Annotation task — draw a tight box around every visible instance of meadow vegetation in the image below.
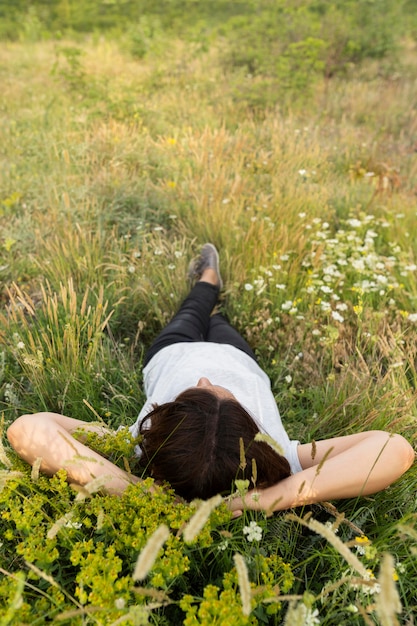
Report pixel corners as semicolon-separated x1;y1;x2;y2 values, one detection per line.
1;1;417;624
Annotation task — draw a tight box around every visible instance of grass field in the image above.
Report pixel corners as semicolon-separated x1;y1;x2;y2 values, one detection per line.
1;27;417;625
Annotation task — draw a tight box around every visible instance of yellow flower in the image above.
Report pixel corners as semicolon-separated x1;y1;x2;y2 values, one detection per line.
356;535;369;544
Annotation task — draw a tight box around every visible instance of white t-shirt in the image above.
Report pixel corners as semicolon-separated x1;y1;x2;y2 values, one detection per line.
128;342;302;475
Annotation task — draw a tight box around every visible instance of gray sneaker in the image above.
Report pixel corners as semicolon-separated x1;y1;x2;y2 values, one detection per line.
188;243;223;289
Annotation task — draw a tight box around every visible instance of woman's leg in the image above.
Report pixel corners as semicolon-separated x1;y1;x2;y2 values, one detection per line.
207;313;257;361
144;245;223;366
144;282;219;366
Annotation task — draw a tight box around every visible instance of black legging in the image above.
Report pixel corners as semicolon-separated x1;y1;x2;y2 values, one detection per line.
144;281;257;366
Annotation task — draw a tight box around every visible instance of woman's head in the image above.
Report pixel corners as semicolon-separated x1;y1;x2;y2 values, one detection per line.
138;387;291;501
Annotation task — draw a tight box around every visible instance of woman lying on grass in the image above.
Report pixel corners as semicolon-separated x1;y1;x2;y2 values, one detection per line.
7;244;415;515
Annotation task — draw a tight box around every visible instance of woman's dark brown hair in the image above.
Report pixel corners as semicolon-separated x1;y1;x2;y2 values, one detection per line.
138;388;291;501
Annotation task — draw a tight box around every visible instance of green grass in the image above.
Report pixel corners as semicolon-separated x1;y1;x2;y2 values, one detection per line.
1;27;417;626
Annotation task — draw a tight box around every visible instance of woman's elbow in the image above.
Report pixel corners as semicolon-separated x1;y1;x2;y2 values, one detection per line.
382;432;415;479
394;433;415;472
7;413;46;453
7;414;31;450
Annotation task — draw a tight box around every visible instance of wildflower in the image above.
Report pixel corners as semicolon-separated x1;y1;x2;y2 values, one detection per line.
133;524;170;581
16;341;25;350
115;598;126;609
351;569;381;595
298;169;307;176
347;218;362;228
324;521;338;534
285;375;292;384
22;354;43;369
167;264;176;270
306;608;320;626
351;258;365;271
355;535;368;545
243;521;263;542
65;521;83;529
244;283;254;291
284;602;320;625
47;512;81;539
128;265;135;273
407;313;417;323
331;311;344;323
4;383;19;406
281;300;293;310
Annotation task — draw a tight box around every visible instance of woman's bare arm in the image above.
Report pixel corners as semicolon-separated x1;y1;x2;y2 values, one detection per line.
229;431;415;515
7;412;140;495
